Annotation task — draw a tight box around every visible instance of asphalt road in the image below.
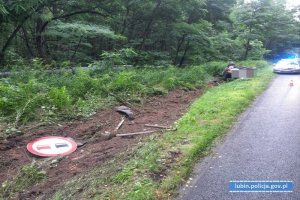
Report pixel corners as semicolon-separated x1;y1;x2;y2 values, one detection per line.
177;74;300;200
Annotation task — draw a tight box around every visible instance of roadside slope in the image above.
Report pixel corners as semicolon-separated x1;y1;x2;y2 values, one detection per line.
178;74;300;200
51;62;274;200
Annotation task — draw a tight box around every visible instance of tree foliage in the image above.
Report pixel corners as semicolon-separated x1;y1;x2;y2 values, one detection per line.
0;0;299;67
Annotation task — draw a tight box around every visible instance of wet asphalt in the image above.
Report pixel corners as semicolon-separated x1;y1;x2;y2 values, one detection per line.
177;74;300;200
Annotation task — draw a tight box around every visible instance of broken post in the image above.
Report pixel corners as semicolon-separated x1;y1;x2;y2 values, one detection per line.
116;130;156;137
115;117;125;131
145;124;170;129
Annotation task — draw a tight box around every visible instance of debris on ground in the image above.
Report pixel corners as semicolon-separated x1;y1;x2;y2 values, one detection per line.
115;117;125;131
116;130;157;137
145;124;171;129
115;106;134;120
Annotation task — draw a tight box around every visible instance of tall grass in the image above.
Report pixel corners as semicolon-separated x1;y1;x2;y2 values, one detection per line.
1;60;251;128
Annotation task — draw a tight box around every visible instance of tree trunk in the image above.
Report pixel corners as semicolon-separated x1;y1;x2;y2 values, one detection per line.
21;27;34;57
70;35;83;62
243;39;251;60
139;0;162;50
0;3;44;64
179;41;190;68
0;52;4;66
36;18;48;60
173;34;186;65
127;20;136;42
243;26;253;60
0;22;26;64
121;6;130;35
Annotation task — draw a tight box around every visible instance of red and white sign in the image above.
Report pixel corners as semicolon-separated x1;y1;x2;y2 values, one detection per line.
27;136;77;157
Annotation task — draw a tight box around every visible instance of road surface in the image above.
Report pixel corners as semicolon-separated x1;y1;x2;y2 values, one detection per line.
178;74;300;200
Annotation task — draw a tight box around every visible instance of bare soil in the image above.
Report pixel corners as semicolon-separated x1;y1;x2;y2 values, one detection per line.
0;89;203;200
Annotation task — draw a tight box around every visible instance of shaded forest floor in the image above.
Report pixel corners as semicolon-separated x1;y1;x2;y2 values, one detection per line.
0;87;206;199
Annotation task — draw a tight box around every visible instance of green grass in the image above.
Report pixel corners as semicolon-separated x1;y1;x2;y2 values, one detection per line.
50;61;274;200
1;60;239;136
0;62;226;130
0;164;46;199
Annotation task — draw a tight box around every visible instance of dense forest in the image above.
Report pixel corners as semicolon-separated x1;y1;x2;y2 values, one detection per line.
0;0;299;68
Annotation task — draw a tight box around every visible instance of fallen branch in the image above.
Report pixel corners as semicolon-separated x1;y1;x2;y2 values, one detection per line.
116;130;156;137
145;124;170;129
115;117;125;131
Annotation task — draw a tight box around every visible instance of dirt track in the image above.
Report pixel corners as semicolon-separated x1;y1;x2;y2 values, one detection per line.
0;88;203;199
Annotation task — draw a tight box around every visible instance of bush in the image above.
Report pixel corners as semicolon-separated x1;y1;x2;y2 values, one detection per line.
108;71;147;96
178;66;208;88
0;83;20;115
0;60;268;127
203;61;228;76
68;70;98;98
0;79;48;125
48;87;72;110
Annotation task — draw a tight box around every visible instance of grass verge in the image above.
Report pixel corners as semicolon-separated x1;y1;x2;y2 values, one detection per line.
51;61;274;200
0;163;46;199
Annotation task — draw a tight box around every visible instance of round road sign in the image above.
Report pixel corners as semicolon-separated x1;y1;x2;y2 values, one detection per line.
27;136;77;157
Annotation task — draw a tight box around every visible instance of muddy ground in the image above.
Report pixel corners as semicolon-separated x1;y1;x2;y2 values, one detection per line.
0;88;204;199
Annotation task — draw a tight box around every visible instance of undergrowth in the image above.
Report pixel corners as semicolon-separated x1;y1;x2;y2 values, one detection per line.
50;61;274;200
0;61;232;131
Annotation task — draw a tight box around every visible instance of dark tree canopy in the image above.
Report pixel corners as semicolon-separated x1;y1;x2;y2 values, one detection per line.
0;0;299;67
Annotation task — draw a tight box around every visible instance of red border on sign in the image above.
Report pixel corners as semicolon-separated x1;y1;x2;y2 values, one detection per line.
27;136;77;157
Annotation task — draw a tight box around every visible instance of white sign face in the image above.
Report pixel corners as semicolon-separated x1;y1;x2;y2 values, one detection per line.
27;136;77;157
